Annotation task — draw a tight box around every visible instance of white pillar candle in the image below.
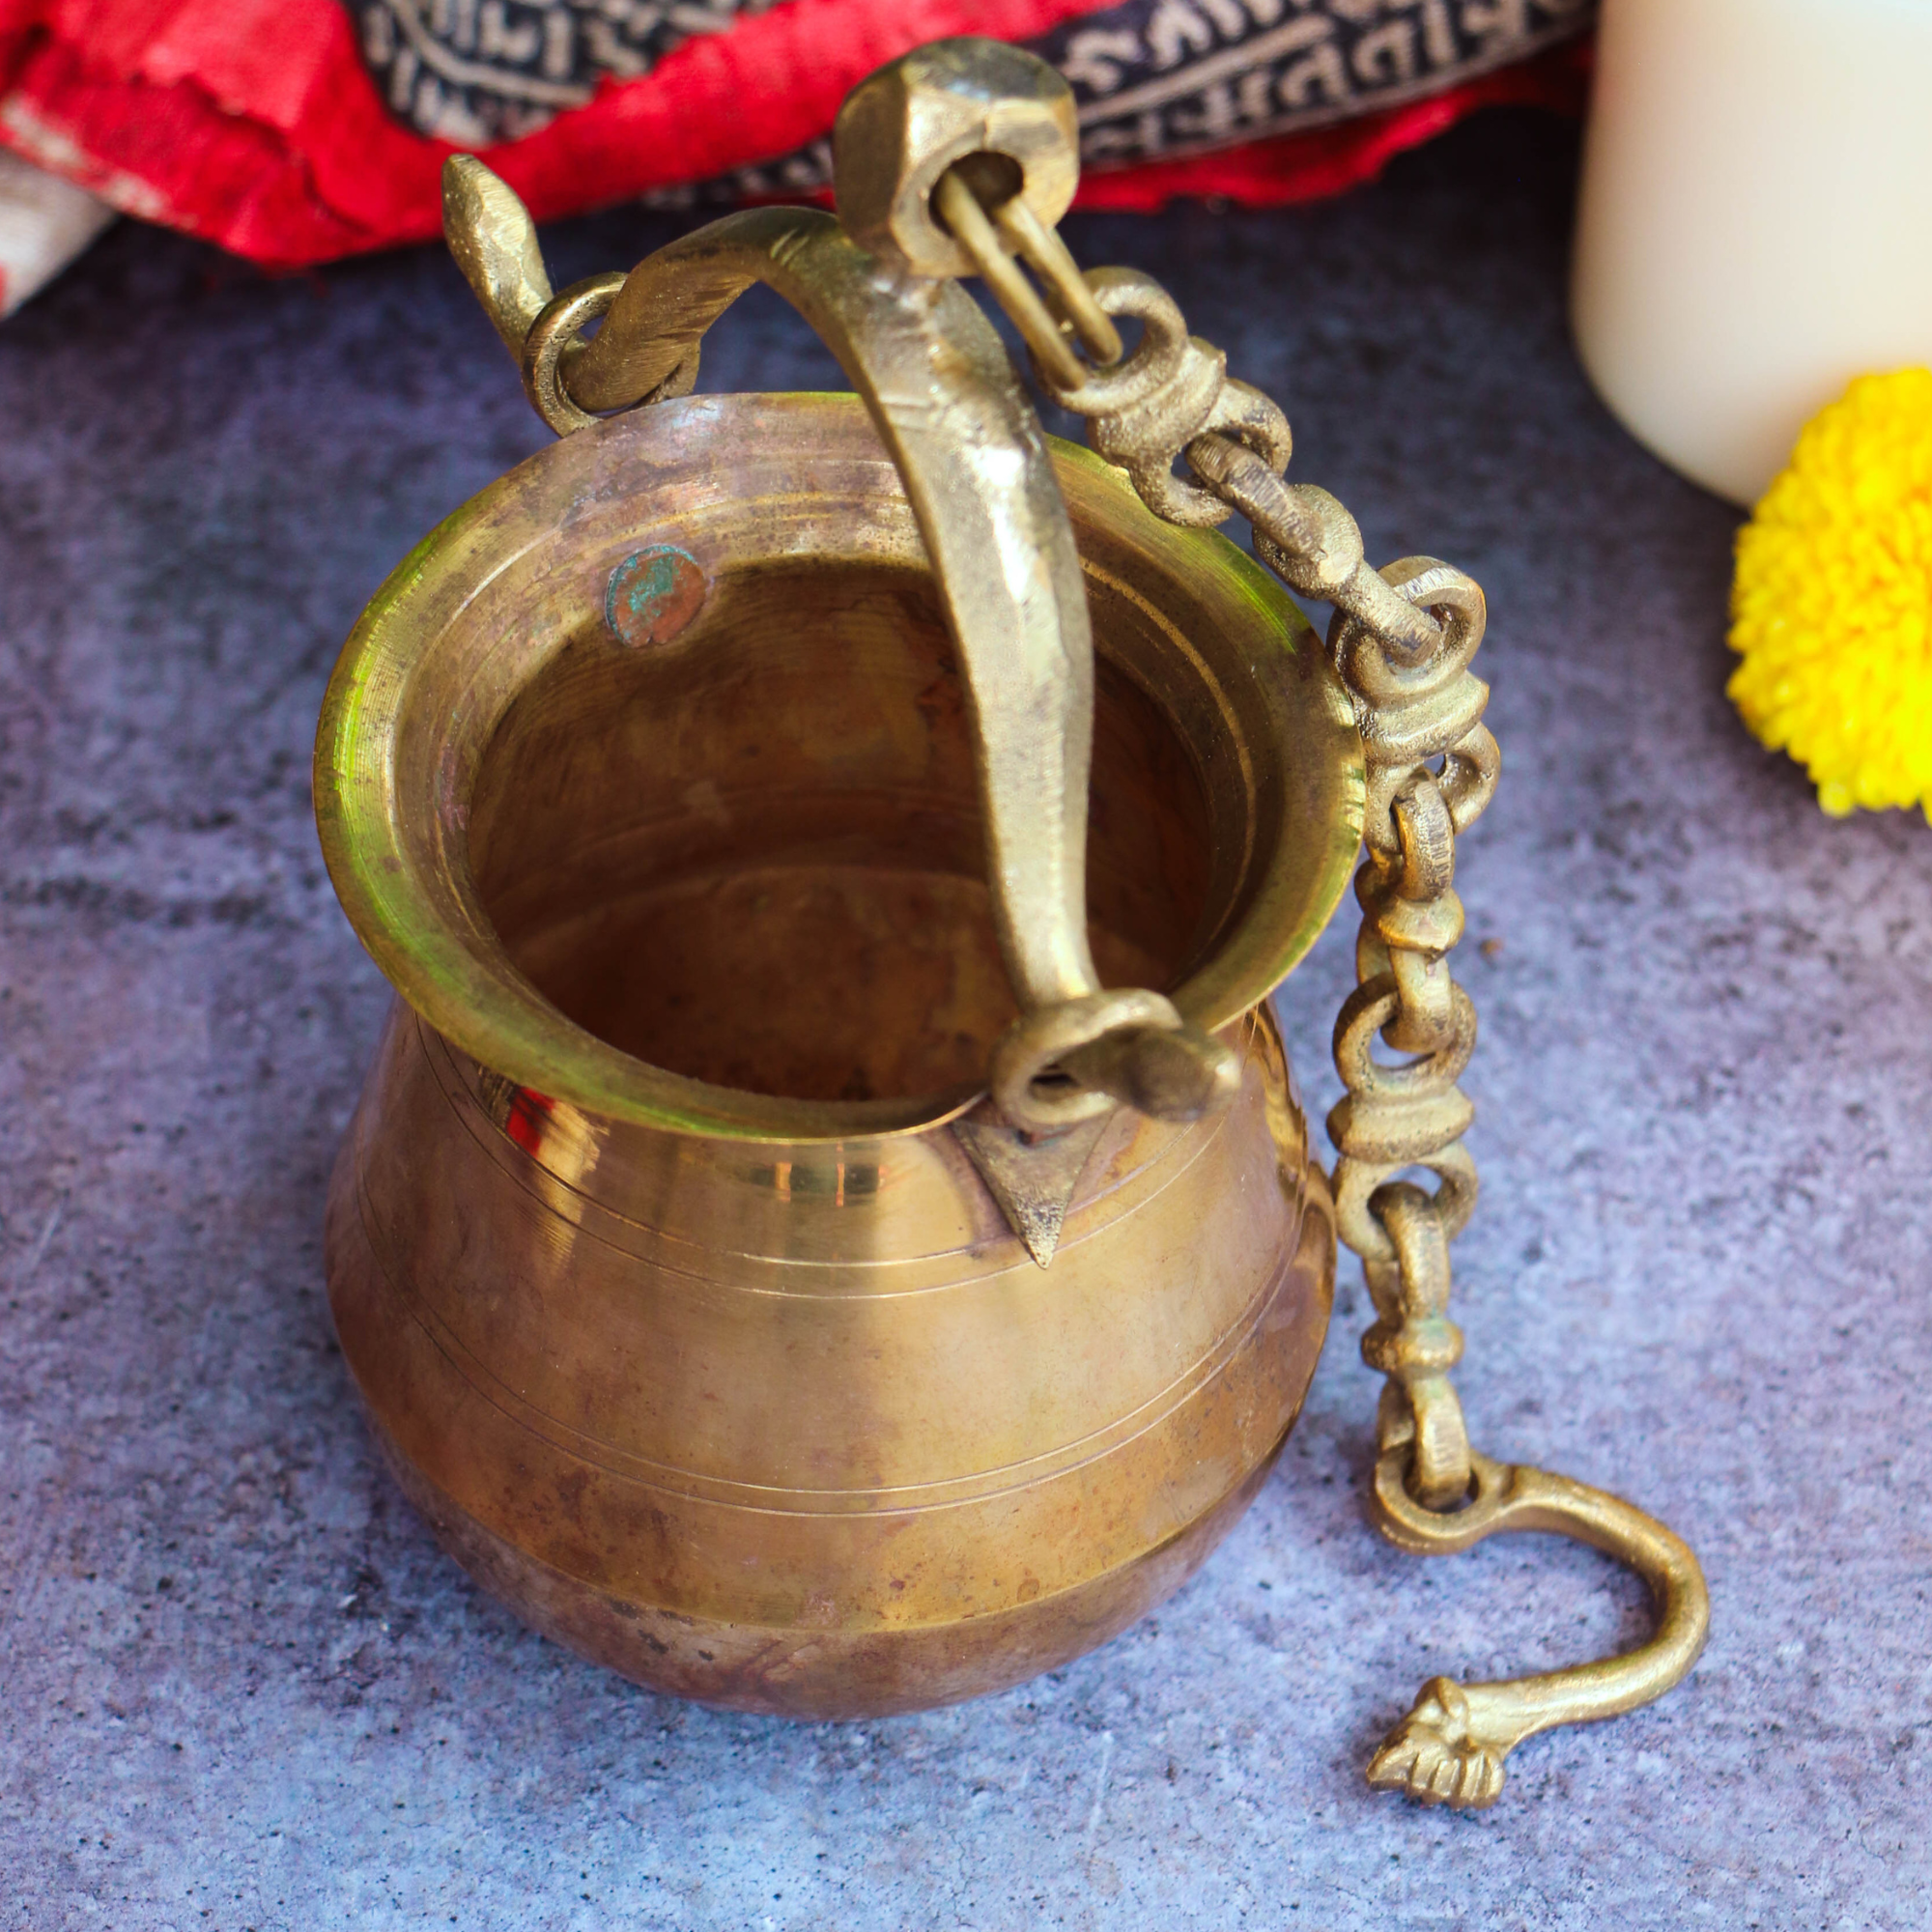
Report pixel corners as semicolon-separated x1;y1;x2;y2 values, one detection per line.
1571;0;1932;506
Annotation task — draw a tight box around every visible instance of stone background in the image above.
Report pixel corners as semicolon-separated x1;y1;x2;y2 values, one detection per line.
3;111;1927;1930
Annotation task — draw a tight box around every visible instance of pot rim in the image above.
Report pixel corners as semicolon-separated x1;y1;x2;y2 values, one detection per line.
314;394;1364;1143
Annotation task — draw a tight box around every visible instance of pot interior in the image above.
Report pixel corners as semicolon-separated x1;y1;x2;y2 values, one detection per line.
318;398;1362;1138
468;555;1214;1106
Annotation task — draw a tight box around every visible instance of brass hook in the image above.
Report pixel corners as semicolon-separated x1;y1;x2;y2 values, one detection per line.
1366;1448;1710;1807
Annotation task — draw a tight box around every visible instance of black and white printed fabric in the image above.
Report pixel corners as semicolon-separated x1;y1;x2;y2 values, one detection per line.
354;0;1593;173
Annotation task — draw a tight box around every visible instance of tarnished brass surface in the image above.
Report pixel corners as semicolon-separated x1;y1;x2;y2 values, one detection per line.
1365;1453;1710;1807
831;38;1081;283
441;154;553;363
327;1003;1332;1715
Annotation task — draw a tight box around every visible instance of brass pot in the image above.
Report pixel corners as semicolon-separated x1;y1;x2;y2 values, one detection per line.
310;43;1710;1802
316;385;1362;1717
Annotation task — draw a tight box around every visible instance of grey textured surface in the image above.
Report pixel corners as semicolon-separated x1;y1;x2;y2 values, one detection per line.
3;111;1928;1929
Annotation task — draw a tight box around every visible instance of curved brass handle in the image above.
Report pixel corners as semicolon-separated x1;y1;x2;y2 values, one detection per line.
1365;1448;1710;1807
441;159;1236;1135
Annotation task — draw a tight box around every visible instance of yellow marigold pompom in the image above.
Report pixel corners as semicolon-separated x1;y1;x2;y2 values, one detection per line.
1727;367;1932;819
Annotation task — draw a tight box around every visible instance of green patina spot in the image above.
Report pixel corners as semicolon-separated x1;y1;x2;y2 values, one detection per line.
605;545;707;646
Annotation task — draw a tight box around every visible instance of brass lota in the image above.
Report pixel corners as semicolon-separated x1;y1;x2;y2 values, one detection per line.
316;39;1704;1804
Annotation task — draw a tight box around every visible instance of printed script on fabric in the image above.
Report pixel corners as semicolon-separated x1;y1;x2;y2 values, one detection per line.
1044;0;1593;167
353;0;789;144
354;0;1595;171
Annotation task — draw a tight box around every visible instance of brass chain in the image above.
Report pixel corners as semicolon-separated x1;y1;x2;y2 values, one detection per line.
938;169;1707;1808
966;191;1497;1510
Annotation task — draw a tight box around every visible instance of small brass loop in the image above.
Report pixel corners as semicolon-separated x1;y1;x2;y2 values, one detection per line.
1363;1186;1472;1505
1406;1377;1473;1507
522;273;629;437
1330;557;1486;710
1040;271;1293;527
1362;1315;1464;1378
1366;1447;1712;1809
1199;384;1296;479
1367;885;1464;958
1188;439;1374;604
1372;1443;1512;1553
1333;976;1477;1099
933;169;1088;391
992;988;1179;1132
1094;343;1236;526
991;989;1240;1135
1249;481;1366;602
1439;722;1501;834
1332;1142;1477;1265
1043;267;1192;415
1327;1085;1475;1169
1351;778;1468;1058
1358;696;1492;862
1375;1182;1453;1313
1331;560;1444;658
990;191;1123;367
1384;946;1459;1052
1186;434;1302;526
1393;778;1457;900
1359;681;1492;796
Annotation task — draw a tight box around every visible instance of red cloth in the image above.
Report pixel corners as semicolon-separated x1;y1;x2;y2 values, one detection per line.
0;0;1588;270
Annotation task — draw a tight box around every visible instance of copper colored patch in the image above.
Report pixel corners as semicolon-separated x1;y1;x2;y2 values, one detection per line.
605;545;707;646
